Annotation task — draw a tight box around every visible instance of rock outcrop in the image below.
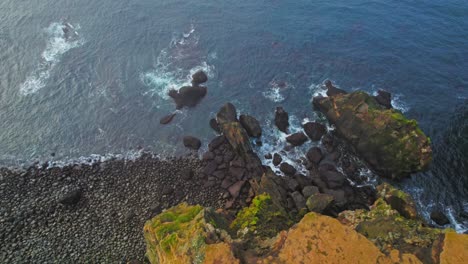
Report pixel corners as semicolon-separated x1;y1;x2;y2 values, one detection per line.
313;91;432;180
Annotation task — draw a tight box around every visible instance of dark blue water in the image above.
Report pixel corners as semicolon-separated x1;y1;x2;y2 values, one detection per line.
0;0;467;230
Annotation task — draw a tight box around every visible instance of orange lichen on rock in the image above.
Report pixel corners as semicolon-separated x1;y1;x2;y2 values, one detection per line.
204;243;240;264
439;232;468;264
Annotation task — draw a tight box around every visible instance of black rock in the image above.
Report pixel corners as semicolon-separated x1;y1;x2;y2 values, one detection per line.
229;167;245;180
286;132;308;146
169;86;207;109
430;210;450;226
203;161;218;175
302;185;319;199
264;153;273;159
273;153;282;166
58;189;82;205
216;103;237;124
209;136;226;151
160;113;176;125
183;136;202;150
319;170;346;189
303;122;327;141
374;89;392;109
239;114;262;138
290;191;306;209
280;162;297;176
324;80;347;97
202;151;215;161
191;70;208;86
209;118;221;133
274;107;289;133
306;147;323;164
286;178;300;192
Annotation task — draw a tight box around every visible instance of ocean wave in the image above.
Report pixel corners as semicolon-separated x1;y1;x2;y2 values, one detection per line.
141;25;215;102
19;21;84;96
262;78;295;103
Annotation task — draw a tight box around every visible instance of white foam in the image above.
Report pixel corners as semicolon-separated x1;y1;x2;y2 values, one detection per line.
20;22;84;96
141;25;215;101
308;82;327;98
262;79;295;103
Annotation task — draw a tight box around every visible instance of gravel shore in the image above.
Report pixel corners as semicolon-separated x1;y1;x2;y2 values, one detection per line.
0;154;225;263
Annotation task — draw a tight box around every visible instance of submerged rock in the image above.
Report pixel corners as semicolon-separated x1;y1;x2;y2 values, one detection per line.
160;113;176;125
239;114;262;138
183;136;202;150
314;90;432;180
274;107;289;133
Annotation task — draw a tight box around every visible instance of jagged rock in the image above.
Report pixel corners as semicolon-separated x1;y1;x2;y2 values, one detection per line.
286;132;308;146
160;113;176;125
306;193;334;213
314;91;432;180
239;114;262;138
374;89;392;109
58;189;82;205
272;153;282;166
274;107;289;133
209;118;221;133
302;185;319;199
430;210;450;226
303;122;327;141
324;80;347;96
280;162;296;176
306;147;323;164
377;183;418;220
228;180;246;199
290;191;306;210
319;170;346;189
183;136;201;150
216;104;252;155
169;86;207;109
191;70;208;86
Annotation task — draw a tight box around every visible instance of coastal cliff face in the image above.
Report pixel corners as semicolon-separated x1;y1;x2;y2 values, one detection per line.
143;90;463;264
313;91;432;180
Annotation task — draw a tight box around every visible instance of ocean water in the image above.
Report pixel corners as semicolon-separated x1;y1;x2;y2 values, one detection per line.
0;0;467;231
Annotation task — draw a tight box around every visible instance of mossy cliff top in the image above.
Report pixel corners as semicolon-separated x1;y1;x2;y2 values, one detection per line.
313;91;432;180
144;189;467;263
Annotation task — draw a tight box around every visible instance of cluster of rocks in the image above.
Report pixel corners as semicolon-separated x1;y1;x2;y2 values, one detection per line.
0;155;225;263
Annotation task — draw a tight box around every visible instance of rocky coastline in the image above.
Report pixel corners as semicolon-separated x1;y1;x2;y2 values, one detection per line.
1;72;466;263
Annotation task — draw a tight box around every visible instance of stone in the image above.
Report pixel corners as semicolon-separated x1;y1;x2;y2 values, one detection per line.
272;153;282;166
314;91;432;180
209;118;221;133
264;153;272;159
202;151;215;161
208;136;225;151
374;89;392;109
286;132;308;146
274;107;289;133
302;185;319;199
191;70;208;86
430;210;450;226
280;162;296;176
239;114;262;138
306;147;323;164
159;113;176;125
319;170;346;189
181;169;193;180
324;80;347;96
58;189;82;205
168;86;207;109
228;180;246;200
306;193;334;213
290;191;306;209
303;122;327;141
183;136;201;150
229;167;245;180
216;103;237;125
286;178;300;192
203;161;218;175
377;183;418;220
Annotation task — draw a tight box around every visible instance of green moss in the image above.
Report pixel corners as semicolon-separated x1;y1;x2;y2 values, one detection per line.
230;193;292;238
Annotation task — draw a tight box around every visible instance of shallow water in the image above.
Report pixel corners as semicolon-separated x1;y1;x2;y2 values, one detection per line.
0;0;467;231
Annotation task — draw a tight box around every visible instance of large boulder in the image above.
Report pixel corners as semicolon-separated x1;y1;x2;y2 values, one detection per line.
314;91;432;180
191;70;208;86
239;114;262;138
183;136;201;150
325;80;347;97
376;183;418;220
374;89;392;109
274;107;289;133
169;86;207;109
303;122;327;141
286;132;308;146
216;103;252;155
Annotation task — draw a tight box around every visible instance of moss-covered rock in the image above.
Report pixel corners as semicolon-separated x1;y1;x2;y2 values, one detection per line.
313;91;432;180
143;203;227;264
377;183;419;219
230;193;293;239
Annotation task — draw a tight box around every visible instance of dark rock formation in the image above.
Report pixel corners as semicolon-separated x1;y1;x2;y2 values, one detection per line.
239;114;262;138
183;136;201;150
286;132;308;146
374;89;392;109
169;86;207;109
324;80;347;97
274;107;289;133
209;118;221;133
303;122;327;141
280;162;296;176
273;153;282;166
431;210;450;226
191;70;208;86
306;147;323;164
